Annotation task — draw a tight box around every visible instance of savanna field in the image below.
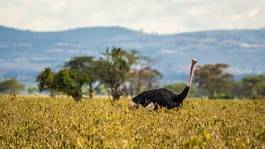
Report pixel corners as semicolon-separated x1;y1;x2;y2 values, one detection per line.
0;96;265;148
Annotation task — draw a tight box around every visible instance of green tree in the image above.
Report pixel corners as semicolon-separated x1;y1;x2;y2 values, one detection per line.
95;48;130;100
256;82;265;97
0;79;24;94
218;80;239;99
36;68;56;97
64;56;97;98
240;75;265;98
54;69;82;101
194;64;234;99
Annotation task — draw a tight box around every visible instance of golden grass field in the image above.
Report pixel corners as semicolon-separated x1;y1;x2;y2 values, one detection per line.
0;95;264;148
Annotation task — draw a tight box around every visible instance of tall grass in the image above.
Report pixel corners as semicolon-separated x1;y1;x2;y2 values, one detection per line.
0;96;264;148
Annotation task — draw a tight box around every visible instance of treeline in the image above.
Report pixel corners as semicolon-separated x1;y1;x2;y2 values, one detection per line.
1;47;265;100
165;64;265;99
36;47;161;101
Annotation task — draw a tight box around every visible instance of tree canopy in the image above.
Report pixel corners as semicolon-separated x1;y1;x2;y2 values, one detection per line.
95;48;130;100
194;64;234;98
0;79;24;94
128;67;162;95
36;47;161;101
54;69;83;101
240;75;265;98
64;56;97;98
36;68;55;96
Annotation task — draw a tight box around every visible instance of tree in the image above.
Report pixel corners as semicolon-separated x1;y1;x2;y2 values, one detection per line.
0;79;24;94
123;50;161;96
54;69;82;101
95;48;130;100
37;65;93;100
64;56;97;98
128;67;162;95
256;81;265;97
36;68;56;97
240;75;265;98
194;64;234;98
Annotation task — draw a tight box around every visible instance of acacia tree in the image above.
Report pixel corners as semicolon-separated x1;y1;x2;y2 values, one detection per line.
194;64;234;98
64;56;97;98
128;67;162;95
95;48;130;100
36;68;56;96
122;50;162;96
0;79;24;94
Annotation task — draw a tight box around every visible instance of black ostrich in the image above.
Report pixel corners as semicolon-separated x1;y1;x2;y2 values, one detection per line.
130;59;198;109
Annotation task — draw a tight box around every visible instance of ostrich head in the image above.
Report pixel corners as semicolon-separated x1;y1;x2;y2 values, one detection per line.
192;59;198;65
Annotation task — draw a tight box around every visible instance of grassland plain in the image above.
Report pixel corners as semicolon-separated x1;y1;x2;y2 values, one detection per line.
0;95;264;148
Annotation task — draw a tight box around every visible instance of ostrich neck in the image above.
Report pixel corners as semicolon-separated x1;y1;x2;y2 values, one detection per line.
187;63;196;87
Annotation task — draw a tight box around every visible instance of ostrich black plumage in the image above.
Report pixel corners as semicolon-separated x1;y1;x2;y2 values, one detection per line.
130;59;198;109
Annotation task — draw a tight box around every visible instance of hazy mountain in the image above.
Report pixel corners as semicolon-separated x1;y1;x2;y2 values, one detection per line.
0;25;264;85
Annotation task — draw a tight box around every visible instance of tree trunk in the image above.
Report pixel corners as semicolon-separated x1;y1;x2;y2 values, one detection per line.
50;89;55;98
208;89;215;99
111;87;121;101
89;82;93;98
135;71;143;95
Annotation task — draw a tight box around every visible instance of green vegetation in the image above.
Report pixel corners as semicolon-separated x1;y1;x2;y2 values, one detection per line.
24;47;265;100
54;69;83;101
37;57;97;100
36;68;56;97
164;63;265;99
0;96;264;148
240;75;265;98
64;56;97;99
194;64;234;98
0;79;24;94
95;48;130;100
36;47;162;101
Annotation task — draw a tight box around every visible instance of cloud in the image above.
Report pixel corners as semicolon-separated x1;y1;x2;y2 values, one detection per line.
160;49;175;54
0;0;264;33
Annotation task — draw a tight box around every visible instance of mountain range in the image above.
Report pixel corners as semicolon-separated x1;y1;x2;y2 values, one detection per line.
0;25;265;85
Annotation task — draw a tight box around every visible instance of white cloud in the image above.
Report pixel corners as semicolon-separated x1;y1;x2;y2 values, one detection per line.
0;0;264;33
160;49;175;54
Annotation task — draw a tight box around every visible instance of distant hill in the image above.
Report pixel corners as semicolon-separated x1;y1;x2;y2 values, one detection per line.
0;25;264;85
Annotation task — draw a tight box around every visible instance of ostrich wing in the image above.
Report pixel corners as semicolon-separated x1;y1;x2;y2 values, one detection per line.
132;88;177;107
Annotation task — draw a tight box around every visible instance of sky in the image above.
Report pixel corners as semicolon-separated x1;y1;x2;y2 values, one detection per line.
0;0;265;34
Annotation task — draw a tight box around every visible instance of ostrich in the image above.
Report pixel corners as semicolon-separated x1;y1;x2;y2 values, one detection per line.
130;59;198;109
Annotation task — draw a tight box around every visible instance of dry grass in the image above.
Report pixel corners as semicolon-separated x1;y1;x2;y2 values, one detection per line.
0;95;264;148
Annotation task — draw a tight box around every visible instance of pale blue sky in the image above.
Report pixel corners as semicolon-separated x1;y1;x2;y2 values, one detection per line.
0;0;264;33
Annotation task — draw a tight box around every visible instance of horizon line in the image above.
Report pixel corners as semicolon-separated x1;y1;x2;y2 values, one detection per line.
0;24;264;36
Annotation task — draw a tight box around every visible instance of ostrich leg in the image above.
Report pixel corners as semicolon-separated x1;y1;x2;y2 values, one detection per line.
174;59;198;105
